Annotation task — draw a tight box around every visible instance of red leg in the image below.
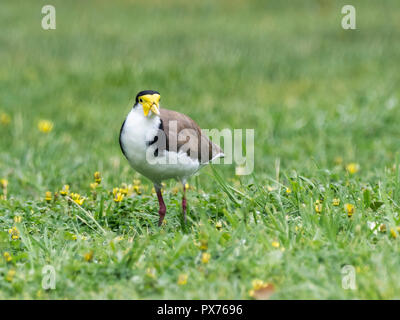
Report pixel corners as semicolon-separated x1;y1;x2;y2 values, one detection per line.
156;187;166;227
182;183;187;223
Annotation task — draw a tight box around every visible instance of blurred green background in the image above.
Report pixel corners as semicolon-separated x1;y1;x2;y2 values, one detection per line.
1;0;399;196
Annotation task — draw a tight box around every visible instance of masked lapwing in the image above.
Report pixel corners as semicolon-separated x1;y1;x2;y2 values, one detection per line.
119;90;224;226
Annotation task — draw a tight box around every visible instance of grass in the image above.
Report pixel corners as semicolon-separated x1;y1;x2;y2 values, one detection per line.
1;0;400;299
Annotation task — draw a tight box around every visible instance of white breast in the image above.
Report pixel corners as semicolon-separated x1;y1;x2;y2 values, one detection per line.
120;107;200;185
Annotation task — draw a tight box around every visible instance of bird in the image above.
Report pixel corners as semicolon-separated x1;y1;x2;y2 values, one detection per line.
119;90;224;226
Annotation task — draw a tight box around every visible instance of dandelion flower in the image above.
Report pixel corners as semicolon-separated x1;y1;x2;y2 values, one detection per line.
114;192;124;202
249;280;275;299
84;251;94;262
0;112;11;125
60;185;70;196
201;252;211;264
0;179;8;188
6;269;16;282
177;274;188;285
271;241;280;248
133;185;141;194
252;279;267;290
346;163;360;174
3;252;12;262
315;201;322;214
332;198;340;206
71;193;85;206
38;120;54;133
90;182;98;190
8;226;19;240
119;187;128;195
45;191;52;202
345;203;355;217
94;171;101;184
199;239;208;251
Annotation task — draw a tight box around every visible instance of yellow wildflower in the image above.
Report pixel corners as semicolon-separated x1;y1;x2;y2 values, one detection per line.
114;192;124;202
201;252;211;264
332;198;340;206
38;120;54;133
45;191;52;202
285;188;291;194
94;171;101;184
249;280;275;299
215;221;223;230
13;216;22;223
271;241;280;248
315;201;322;214
199;239;208;251
3;252;12;262
0;112;11;125
71;193;84;205
8;226;19;240
185;183;189;190
177;274;188;285
133;185;141;194
379;224;386;232
90;182;98;190
390;228;397;239
60;184;70;196
346;163;360;174
119;187;128;195
252;279;267;290
0;178;8;188
84;251;93;262
345;203;355;217
6;269;16;282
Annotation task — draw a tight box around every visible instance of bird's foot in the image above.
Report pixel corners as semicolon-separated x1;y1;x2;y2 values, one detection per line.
158;214;165;227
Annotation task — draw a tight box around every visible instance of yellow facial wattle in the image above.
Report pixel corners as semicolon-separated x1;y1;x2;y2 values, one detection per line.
139;94;161;117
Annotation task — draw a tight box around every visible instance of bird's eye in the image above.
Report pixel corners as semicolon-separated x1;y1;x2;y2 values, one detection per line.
139;98;143;103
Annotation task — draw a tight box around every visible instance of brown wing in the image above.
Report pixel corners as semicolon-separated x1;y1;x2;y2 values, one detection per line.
158;108;223;164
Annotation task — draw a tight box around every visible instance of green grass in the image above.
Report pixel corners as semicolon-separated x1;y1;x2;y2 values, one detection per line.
1;0;400;299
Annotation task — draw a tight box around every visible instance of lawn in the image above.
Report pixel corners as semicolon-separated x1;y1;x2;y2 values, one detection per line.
1;0;400;299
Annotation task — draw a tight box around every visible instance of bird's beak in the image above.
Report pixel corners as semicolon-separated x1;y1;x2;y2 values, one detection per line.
142;96;160;117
